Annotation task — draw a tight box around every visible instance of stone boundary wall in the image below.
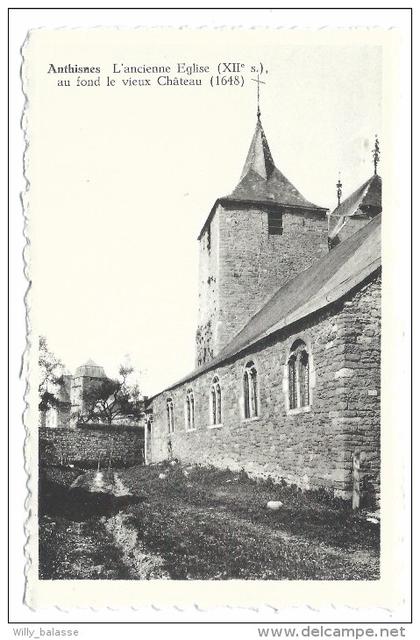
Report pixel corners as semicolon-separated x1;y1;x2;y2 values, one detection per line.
39;426;144;467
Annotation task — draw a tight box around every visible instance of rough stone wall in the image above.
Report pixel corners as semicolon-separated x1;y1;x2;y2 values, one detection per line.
334;276;381;501
196;206;221;366
152;272;381;504
196;203;328;365
39;426;144;467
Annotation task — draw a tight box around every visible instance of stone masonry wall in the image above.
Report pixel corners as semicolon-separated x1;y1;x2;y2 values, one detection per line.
334;276;381;500
196;206;221;366
39;426;144;467
196;202;328;365
152;272;381;504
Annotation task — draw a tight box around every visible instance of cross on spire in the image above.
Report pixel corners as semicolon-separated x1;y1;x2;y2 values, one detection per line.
251;73;266;120
372;135;380;175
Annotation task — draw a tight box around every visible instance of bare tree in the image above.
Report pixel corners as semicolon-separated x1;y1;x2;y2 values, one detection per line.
38;336;65;412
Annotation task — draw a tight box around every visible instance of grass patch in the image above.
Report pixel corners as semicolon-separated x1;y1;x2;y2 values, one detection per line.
119;461;380;580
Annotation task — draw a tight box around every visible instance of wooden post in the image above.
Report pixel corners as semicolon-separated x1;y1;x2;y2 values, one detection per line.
144;417;148;466
352;451;361;510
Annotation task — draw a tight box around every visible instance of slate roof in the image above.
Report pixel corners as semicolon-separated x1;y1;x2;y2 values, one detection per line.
230;118;326;210
198;118;327;239
239;116;276;181
75;359;107;379
155;213;381;397
329;174;382;240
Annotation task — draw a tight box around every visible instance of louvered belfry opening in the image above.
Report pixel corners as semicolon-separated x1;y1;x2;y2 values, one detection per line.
268;210;283;235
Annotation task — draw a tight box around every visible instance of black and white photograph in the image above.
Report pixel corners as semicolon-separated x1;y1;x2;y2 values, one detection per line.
6;6;413;628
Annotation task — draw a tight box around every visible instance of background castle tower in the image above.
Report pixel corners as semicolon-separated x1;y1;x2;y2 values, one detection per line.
196;113;329;366
70;359;107;427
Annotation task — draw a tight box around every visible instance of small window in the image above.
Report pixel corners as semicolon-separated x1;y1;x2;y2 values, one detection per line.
288;340;311;410
268;210;283;235
243;361;258;419
166;398;174;433
210;376;222;425
185;388;195;431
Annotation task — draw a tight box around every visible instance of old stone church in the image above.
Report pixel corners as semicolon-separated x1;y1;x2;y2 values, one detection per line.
146;110;381;504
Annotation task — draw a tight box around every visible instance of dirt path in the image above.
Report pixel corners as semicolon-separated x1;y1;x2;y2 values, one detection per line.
39;468;168;580
39;515;132;580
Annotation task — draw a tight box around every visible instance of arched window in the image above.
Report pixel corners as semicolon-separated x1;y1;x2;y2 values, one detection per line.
243;361;258;419
288;340;310;410
210;376;222;425
166;398;174;433
185;388;195;431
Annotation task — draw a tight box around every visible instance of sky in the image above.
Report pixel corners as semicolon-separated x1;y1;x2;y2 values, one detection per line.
25;28;383;396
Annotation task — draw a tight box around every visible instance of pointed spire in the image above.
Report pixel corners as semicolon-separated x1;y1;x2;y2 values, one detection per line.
240;118;276;181
336;173;343;206
372;135;380;175
230;117;326;211
226;86;327;213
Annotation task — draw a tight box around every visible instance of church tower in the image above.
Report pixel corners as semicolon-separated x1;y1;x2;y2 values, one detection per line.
196;112;329;366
